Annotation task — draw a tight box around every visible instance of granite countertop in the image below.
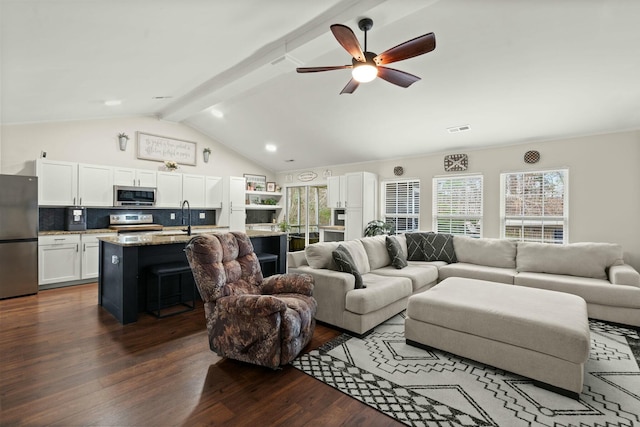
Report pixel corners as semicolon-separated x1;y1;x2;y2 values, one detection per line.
98;229;286;247
318;225;346;231
39;225;227;236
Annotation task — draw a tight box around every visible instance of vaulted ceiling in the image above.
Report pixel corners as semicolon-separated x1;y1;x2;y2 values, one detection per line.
2;0;639;171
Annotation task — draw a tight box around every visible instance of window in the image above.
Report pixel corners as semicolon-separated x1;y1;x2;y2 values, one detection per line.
500;169;568;243
382;180;420;233
432;175;483;237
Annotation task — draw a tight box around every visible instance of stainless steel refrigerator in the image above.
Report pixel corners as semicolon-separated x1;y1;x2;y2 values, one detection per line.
0;175;38;299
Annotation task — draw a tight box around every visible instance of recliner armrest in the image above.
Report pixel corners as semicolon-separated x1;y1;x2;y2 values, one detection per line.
609;264;640;287
261;273;314;296
217;294;287;317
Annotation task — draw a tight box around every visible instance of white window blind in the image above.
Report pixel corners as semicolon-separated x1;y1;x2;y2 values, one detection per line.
432;175;483;237
500;169;568;243
382;180;420;233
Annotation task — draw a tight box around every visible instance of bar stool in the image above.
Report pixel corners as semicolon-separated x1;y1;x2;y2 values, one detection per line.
257;253;278;277
146;261;195;318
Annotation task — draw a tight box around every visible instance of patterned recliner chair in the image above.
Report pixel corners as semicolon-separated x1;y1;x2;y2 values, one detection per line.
185;232;317;369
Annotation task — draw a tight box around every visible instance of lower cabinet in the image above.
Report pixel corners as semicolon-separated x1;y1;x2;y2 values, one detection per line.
81;234;114;279
39;233;114;285
38;235;81;285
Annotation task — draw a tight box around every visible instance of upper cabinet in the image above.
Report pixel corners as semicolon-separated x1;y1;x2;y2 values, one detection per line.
36;159;78;206
37;160;113;207
77;163;114;206
205;176;223;208
155;172;183;207
182;174;206;208
327;175;346;208
113;167;157;187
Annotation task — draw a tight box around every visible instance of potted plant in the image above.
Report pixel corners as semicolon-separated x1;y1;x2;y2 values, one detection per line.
363;220;394;237
203;147;211;163
278;220;291;233
118;133;129;151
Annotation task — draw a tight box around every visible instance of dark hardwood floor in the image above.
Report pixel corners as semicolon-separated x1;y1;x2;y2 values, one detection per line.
0;284;402;426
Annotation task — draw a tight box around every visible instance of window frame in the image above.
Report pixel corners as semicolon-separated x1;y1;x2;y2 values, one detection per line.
381;179;420;233
432;174;483;237
500;168;569;244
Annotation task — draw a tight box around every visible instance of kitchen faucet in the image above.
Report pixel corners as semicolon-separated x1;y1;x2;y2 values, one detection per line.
181;200;191;236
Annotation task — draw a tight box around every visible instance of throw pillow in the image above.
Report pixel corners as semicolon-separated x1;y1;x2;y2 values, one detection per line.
423;232;458;263
332;245;365;289
386;236;408;269
405;233;428;261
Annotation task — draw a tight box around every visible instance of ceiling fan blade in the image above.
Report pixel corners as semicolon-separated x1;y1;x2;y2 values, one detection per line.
374;32;436;65
377;66;421;88
296;65;351;73
340;78;360;94
330;24;365;62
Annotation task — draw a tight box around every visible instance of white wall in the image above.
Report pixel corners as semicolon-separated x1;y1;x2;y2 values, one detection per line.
277;130;640;270
0;115;274;180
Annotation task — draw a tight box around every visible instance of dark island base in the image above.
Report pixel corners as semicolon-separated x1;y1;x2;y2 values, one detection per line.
98;234;287;324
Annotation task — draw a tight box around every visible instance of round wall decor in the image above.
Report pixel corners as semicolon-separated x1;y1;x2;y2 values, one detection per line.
524;150;540;164
393;166;404;176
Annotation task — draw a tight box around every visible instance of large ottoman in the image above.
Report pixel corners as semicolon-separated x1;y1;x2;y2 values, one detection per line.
405;277;591;399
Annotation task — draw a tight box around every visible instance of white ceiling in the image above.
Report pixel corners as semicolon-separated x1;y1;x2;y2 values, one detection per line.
2;0;639;172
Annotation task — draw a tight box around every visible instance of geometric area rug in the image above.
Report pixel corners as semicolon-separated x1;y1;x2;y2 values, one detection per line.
293;312;640;426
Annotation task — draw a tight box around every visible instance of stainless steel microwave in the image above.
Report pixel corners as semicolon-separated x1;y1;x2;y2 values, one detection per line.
113;185;157;207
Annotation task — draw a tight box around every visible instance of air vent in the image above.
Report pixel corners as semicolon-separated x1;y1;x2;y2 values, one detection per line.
447;124;471;133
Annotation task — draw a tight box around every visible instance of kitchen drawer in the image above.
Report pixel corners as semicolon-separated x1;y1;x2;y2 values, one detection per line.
39;234;81;245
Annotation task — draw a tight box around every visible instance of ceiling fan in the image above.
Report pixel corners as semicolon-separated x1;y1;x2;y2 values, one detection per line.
296;18;436;94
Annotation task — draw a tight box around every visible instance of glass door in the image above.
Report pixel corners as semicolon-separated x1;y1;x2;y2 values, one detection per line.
285;185;330;251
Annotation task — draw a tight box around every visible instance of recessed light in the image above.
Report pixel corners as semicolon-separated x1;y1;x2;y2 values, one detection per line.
210;109;224;118
152;96;173;100
265;144;277;152
104;100;122;106
285;159;295;162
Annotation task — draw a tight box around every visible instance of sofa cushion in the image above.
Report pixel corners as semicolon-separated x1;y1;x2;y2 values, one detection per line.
406;232;457;263
332;245;365;289
360;235;391;270
514;272;640;309
345;274;412;314
386;236;408;269
453;236;517;268
371;264;438;292
516;242;624;280
438;262;517;284
394;233;409;258
305;241;340;270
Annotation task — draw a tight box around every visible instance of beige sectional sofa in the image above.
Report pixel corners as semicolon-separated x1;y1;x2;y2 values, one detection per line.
287;233;640;335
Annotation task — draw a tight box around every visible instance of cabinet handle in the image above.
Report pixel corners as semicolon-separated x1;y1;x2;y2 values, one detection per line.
73;197;76;205
83;243;86;252
133;179;136;186
344;201;347;208
230;201;233;210
138;179;140;186
76;244;79;252
79;197;82;205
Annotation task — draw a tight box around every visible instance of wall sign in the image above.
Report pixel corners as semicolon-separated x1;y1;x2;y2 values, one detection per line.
137;132;197;166
298;171;318;182
444;153;468;172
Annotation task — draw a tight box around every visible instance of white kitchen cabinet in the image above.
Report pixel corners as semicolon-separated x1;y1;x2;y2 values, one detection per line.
156;172;183;207
77;163;114;206
38;235;81;285
205;176;223;208
327;176;346;208
36;159;78;206
113;168;157;187
219;176;246;231
81;233;114;279
182;174;206;207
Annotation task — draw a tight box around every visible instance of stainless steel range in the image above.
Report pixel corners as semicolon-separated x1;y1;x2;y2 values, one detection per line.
109;213;164;234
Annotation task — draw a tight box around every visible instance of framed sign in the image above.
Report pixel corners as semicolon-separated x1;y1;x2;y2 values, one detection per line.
266;182;276;192
137;132;197;166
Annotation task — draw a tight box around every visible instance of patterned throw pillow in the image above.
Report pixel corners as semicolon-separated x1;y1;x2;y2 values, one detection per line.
423;232;457;263
386;236;408;269
332;244;365;289
406;233;427;261
405;232;458;263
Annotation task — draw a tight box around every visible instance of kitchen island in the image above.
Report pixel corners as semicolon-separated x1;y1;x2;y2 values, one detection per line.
98;230;287;324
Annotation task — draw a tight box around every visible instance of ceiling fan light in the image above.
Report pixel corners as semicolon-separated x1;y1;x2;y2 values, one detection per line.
352;64;378;83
